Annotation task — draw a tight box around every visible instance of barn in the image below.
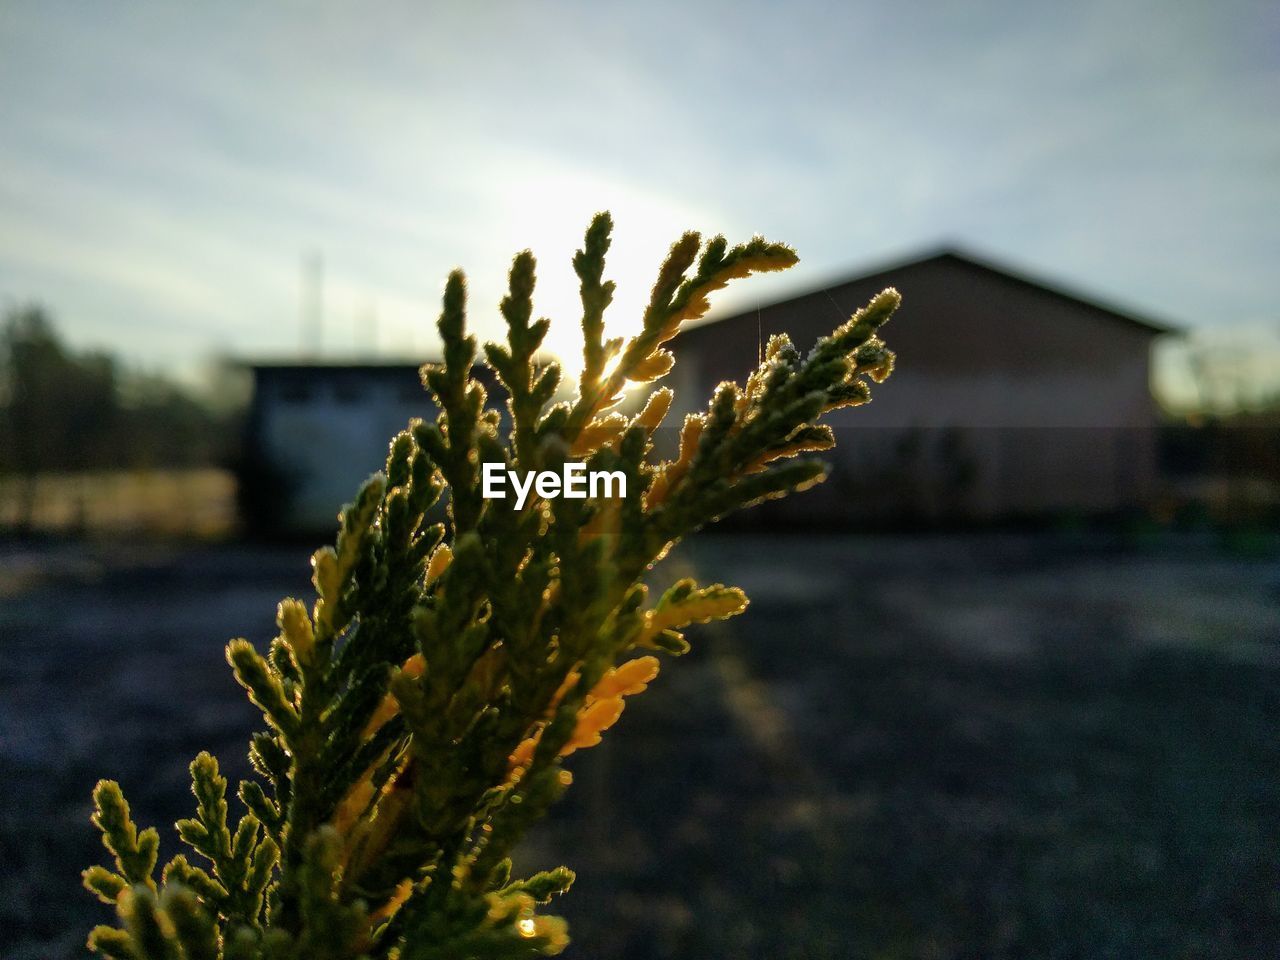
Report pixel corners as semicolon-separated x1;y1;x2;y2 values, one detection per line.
668;248;1172;523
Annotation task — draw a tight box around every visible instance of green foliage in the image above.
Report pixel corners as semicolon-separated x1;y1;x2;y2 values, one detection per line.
83;213;900;959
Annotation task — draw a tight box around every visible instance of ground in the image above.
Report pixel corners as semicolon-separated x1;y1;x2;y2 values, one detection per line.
1;532;1277;959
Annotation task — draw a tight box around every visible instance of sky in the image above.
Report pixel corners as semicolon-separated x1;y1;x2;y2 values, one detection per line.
1;0;1277;390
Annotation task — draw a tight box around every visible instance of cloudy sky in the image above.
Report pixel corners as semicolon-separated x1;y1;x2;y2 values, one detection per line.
1;1;1276;382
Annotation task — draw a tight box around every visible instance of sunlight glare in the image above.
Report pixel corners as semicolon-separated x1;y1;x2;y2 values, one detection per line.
491;167;718;383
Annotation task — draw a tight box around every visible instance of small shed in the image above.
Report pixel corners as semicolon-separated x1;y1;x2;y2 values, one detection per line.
239;362;492;535
669;248;1171;523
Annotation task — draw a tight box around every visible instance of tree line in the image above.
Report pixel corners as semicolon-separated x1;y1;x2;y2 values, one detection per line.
0;304;241;479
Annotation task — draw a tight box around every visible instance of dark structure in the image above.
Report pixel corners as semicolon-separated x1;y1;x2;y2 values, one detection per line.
238;363;444;535
669;248;1172;522
240;250;1171;532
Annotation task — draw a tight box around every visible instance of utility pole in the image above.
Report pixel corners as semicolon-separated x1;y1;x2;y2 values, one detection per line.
301;252;324;358
361;301;379;357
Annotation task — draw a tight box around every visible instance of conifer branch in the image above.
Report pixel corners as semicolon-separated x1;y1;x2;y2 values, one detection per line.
81;212;901;959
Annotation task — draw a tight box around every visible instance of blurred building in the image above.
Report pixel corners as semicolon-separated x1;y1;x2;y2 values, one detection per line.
239;363;449;535
669;248;1172;523
240;250;1171;533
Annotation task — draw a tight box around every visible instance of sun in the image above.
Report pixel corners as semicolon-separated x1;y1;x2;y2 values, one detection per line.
488;166;721;383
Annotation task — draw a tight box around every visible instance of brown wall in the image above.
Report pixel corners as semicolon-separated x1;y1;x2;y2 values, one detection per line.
671;255;1164;520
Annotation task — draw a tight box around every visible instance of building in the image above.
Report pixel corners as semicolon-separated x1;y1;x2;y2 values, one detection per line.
239;250;1170;532
669;248;1171;523
239;362;503;535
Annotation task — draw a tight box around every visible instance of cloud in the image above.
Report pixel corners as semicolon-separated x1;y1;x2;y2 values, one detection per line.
0;0;1274;370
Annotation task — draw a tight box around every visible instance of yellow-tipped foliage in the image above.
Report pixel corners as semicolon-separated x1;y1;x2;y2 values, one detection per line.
81;212;900;960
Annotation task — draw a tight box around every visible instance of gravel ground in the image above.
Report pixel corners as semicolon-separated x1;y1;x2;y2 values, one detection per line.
2;532;1278;959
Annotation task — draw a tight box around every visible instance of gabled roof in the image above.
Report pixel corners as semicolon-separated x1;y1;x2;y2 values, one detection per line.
242;360;432;373
241;360;505;396
698;245;1172;337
